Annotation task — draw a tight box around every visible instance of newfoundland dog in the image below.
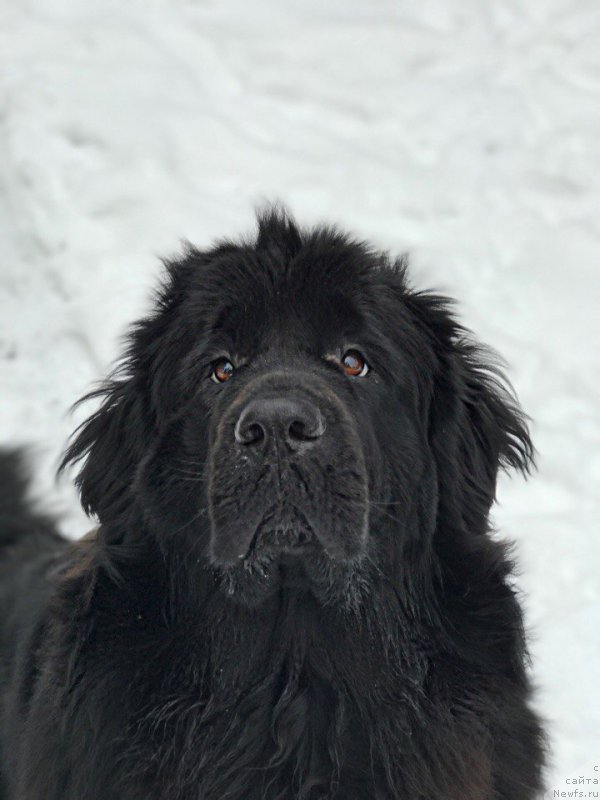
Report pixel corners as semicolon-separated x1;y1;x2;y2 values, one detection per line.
0;209;545;798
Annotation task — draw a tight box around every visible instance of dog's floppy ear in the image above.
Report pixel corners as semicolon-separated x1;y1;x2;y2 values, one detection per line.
59;257;197;525
60;375;147;524
407;291;534;533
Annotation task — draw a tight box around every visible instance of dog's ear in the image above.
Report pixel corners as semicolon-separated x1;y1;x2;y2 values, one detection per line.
59;257;197;524
406;291;534;533
60;376;147;524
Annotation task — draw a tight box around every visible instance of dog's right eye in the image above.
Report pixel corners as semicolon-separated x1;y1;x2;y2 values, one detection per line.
341;350;369;378
211;359;235;383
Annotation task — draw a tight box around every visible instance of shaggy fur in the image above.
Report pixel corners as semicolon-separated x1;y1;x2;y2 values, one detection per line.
0;210;545;798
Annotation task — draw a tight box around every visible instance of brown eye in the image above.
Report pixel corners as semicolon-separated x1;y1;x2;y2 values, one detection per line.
211;359;234;383
341;349;369;377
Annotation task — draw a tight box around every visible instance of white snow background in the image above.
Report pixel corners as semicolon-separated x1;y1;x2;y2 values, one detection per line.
1;0;599;791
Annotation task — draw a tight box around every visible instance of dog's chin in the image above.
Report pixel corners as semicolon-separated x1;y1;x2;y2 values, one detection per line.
215;529;370;611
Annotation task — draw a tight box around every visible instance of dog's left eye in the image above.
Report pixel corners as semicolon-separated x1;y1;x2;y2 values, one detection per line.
341;350;369;377
211;359;235;383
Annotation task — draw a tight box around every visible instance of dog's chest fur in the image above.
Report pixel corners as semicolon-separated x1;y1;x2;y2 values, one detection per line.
67;578;489;800
114;598;377;798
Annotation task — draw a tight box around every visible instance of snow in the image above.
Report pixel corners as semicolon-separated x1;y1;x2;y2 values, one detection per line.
1;0;598;790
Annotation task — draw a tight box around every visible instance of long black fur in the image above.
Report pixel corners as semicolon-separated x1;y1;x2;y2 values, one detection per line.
0;209;545;798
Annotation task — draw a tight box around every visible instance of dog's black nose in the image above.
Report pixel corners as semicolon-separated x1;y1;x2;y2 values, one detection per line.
234;396;326;448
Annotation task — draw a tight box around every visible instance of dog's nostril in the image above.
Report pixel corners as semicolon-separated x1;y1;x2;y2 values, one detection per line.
246;423;265;444
289;415;325;442
234;419;265;445
289;420;307;441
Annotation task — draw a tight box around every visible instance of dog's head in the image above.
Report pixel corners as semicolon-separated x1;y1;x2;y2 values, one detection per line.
62;210;533;607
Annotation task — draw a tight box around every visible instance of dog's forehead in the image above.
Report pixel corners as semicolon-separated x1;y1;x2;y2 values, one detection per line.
199;246;369;348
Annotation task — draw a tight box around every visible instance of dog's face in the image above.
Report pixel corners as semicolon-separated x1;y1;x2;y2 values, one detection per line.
64;211;533;607
171;230;432;606
143;218;431;606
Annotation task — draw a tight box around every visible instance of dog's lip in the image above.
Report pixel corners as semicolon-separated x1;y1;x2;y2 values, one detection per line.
243;509;319;558
230;504;323;561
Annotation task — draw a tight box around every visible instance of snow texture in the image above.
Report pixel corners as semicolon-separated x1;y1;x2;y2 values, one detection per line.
1;0;599;791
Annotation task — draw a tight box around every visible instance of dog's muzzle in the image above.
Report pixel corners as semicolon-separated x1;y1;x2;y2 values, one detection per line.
207;374;368;571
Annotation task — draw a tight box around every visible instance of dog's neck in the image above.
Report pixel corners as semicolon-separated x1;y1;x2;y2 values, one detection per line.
59;522;494;798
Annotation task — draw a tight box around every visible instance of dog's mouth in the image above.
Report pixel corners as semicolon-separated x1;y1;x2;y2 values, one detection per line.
248;506;318;558
215;494;376;610
244;514;322;593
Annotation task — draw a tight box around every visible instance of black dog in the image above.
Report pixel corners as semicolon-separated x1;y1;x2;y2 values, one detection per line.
0;210;545;798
